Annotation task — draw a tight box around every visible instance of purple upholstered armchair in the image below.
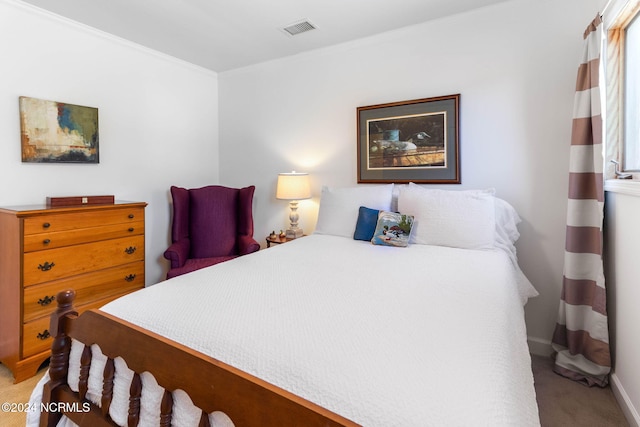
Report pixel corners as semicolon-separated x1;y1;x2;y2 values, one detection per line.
163;185;260;279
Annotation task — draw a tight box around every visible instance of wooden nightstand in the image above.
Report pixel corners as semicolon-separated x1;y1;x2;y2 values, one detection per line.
266;235;305;248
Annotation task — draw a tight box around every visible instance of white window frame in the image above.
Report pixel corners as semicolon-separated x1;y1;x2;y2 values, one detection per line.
604;0;640;181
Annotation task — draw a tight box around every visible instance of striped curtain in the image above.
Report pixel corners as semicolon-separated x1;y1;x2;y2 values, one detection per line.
551;14;611;388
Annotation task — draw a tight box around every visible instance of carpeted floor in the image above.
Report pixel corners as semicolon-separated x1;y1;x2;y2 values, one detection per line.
531;354;629;426
0;363;47;427
0;355;630;426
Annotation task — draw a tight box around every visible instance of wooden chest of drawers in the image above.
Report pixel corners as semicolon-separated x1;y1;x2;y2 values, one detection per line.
0;201;146;382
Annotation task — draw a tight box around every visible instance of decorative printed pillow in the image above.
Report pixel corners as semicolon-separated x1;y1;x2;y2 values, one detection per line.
371;211;414;247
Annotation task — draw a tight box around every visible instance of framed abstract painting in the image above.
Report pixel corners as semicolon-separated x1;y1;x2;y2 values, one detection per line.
19;96;99;163
357;94;460;184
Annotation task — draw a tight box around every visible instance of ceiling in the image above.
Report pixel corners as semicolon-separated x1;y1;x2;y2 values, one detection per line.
21;0;511;72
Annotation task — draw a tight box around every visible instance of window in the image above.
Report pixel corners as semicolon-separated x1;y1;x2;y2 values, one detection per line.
623;13;639;171
606;0;640;177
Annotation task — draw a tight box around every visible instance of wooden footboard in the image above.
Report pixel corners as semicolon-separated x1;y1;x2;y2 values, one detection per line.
40;290;360;427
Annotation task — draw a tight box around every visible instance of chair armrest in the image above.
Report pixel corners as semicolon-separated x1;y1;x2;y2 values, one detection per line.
163;238;190;269
237;235;260;255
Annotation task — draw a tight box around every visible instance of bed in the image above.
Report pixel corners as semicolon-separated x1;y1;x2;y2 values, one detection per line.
28;183;540;427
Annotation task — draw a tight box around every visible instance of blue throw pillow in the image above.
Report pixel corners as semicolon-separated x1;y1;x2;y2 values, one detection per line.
353;206;380;241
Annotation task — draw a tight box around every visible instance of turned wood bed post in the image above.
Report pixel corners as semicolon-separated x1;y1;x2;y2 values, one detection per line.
78;345;92;400
127;373;142;427
159;390;173;427
40;290;78;427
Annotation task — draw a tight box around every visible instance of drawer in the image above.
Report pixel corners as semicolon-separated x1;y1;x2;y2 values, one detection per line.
23;207;144;235
22;316;53;358
23;261;144;322
22;293;136;358
23;235;144;286
23;220;144;252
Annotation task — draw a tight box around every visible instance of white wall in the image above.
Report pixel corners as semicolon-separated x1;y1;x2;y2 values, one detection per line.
605;186;640;427
0;0;219;284
219;0;604;349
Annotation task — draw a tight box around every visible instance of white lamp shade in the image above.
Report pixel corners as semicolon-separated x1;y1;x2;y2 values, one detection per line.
276;172;311;200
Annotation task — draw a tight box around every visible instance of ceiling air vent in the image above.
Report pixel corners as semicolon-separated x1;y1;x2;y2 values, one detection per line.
282;19;316;36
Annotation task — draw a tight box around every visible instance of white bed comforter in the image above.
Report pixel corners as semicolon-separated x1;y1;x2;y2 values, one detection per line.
30;234;540;426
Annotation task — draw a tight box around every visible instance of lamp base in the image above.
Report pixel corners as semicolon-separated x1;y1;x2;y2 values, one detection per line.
285;228;304;239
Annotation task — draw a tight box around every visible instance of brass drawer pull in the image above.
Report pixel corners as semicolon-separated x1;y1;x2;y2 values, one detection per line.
38;261;55;271
37;330;50;340
124;274;136;282
38;295;56;306
43;222;51;228
43;239;51;245
124;246;136;254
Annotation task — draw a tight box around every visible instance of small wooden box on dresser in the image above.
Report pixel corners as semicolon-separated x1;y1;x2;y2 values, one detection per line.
0;201;147;383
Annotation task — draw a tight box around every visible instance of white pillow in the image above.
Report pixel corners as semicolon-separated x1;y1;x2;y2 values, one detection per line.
398;184;496;249
493;197;522;259
314;184;394;237
494;197;521;244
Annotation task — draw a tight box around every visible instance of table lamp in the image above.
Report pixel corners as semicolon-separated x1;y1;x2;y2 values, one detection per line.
276;171;311;238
